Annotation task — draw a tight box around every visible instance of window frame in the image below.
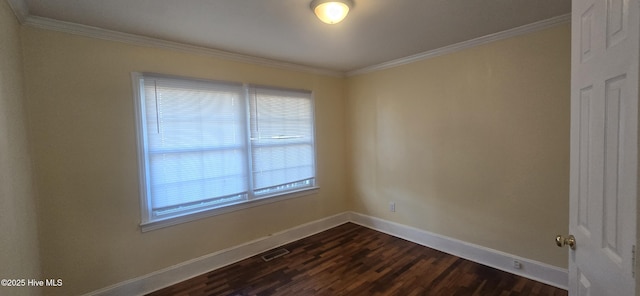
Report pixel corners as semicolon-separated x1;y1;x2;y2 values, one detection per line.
132;72;319;232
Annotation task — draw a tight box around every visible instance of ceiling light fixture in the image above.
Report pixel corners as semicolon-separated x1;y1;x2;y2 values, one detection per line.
310;0;354;24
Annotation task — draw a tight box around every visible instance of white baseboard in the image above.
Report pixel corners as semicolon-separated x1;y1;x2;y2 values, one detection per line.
83;211;568;295
349;212;568;290
82;212;351;296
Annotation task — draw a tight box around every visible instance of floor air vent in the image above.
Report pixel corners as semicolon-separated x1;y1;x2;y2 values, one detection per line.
261;248;290;262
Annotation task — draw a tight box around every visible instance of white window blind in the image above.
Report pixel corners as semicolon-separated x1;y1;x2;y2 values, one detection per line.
249;87;315;196
134;73;317;229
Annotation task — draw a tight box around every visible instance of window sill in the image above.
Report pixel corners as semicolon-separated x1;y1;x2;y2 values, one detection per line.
140;187;319;232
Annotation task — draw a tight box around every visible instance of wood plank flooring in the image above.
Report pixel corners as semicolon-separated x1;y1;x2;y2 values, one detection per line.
148;223;567;296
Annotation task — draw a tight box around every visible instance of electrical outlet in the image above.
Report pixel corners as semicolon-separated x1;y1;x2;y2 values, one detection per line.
389;201;396;212
513;260;522;269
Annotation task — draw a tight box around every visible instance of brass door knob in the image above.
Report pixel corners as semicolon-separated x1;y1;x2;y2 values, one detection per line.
555;234;576;250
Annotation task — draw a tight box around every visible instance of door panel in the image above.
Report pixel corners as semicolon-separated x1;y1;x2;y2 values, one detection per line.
570;0;637;295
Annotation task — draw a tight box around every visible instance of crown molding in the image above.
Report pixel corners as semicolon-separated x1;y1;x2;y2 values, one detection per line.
13;6;569;78
6;0;28;23
21;15;345;78
346;13;571;77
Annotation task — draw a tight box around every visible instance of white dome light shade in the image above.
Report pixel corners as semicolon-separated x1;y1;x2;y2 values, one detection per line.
310;0;354;24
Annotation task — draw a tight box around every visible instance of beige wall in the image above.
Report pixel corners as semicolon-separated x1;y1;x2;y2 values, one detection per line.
20;27;348;295
346;24;571;268
0;1;42;296
14;17;571;295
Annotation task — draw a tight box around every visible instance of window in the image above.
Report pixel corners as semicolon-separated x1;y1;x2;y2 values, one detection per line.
133;73;317;231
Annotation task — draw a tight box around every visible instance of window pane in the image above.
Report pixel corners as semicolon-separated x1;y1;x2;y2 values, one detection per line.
252;145;314;190
144;79;244;150
142;77;248;215
149;149;247;209
249;87;316;194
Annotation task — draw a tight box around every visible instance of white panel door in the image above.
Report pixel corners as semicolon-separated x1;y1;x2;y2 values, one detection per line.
569;0;638;295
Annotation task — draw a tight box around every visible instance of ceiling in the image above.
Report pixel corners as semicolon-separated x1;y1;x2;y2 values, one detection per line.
13;0;571;73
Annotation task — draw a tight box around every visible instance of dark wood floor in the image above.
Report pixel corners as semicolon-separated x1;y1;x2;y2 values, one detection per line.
148;223;567;296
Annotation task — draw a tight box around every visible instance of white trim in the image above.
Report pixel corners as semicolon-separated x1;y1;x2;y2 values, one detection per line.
20;15;344;78
82;211;568;295
346;13;571;76
141;187;320;232
349;212;569;290
130;72;152;228
5;0;28;23
81;212;351;296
